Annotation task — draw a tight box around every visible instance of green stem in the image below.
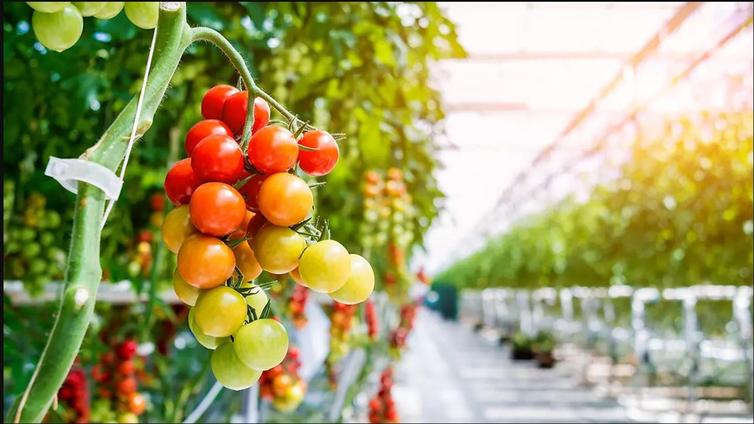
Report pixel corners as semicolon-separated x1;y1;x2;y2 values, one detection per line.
189;26;316;145
6;4;191;423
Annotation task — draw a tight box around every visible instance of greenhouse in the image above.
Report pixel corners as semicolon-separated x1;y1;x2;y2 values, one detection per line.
3;2;753;423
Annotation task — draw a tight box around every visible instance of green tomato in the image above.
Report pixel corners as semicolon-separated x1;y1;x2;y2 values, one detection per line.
251;224;306;274
211;343;262;390
173;270;200;306
298;240;351;293
92;1;123;18
233;319;288;370
31;5;83;52
27;2;70;13
194;286;246;337
124;2;158;29
329;254;374;305
72;2;105;16
22;242;41;257
188;307;228;350
240;282;268;317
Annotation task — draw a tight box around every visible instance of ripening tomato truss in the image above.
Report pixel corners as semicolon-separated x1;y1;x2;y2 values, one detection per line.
161;83;375;390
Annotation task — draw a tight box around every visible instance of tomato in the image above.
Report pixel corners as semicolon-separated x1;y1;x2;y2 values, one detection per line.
118;360;135;375
238;174;267;212
329;254;374;304
222;91;271;135
117;340;138;360
246;213;267;239
289;267;305;285
233;319;289;370
257;173;312;227
162;206;196;253
228;210;254;240
251;224;306;274
240;282;268;314
233;242;262;282
92;1;123;19
189;182;246;237
185;119;233;155
202;85;239;121
127;392;145;415
164;158;200;205
248;126;298;174
194;286;247;337
298;240;351;293
118;412;139;424
117;377;137;396
272;373;292;397
124;2;158;29
298;131;339;176
72;2;105;16
177;235;235;289
173;270;201;306
387;167;402;181
27;2;71;13
188;308;227;349
32;5;83;52
211;342;262;390
191;135;245;184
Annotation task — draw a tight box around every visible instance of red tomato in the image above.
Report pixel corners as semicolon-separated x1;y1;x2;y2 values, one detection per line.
189;182;246;237
298;130;339;176
150;193;165;212
222;91;271;135
248;126;298;174
191;135;245;184
118;360;135;375
238;174;267;211
117;340;138;360
164;158;200;205
185;119;233;155
257;173;313;227
202;85;239;120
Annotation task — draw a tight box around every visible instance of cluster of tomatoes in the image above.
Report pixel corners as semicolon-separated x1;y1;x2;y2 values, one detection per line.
89;339;146;423
56;364;89;423
287;284;309;329
162;83;374;390
368;367;399;424
389;303;418;355
27;2;159;53
365;298;379;341
4;191;66;294
259;346;306;412
325;301;358;386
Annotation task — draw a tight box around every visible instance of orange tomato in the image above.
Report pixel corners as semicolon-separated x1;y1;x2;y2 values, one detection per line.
177;235;235;289
189;182;246;237
233;242;262;282
257;173;312;227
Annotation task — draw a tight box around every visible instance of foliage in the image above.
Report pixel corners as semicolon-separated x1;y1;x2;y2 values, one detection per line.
438;111;754;289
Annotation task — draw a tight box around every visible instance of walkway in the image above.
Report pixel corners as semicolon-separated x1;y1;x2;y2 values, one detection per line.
392;309;631;423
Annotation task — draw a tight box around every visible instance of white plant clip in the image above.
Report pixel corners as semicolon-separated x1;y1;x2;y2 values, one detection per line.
44;157;123;201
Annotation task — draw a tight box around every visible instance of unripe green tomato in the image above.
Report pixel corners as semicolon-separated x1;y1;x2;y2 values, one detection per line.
233;319;288;370
32;5;83;52
194;286;246;337
40;232;55;246
329;254;375;305
46;211;62;227
30;259;46;274
211;343;262;390
188;307;228;349
125;2;158;29
92;1;123;19
173;270;200;306
298;240;351;293
72;2;105;16
22;243;41;257
27;2;70;13
20;229;35;241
